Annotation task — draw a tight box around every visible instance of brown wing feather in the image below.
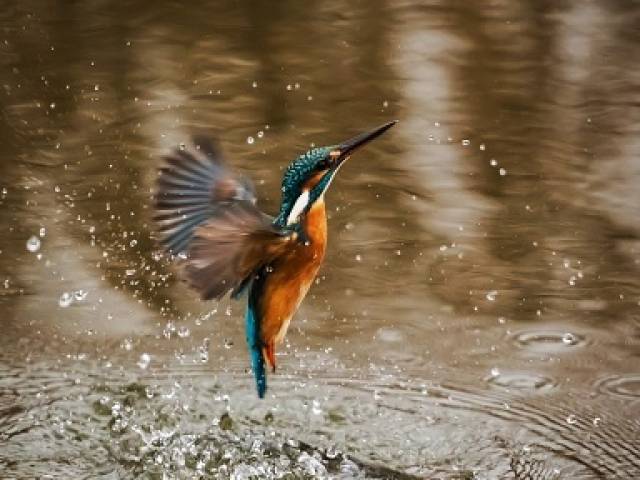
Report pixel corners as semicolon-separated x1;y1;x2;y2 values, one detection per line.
154;136;256;255
183;201;295;300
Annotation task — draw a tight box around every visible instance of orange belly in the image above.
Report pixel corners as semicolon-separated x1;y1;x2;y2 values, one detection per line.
259;200;327;354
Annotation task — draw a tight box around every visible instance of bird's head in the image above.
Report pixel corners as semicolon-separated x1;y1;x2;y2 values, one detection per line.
275;120;397;227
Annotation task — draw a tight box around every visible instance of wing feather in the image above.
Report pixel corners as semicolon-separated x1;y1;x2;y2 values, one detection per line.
184;201;294;300
154;136;291;299
154;136;257;254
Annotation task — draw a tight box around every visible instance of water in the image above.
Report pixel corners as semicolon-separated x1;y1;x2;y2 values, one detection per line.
1;1;639;478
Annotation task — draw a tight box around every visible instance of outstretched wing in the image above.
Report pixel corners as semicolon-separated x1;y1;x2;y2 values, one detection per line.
154;136;256;254
154;136;294;300
184;201;295;300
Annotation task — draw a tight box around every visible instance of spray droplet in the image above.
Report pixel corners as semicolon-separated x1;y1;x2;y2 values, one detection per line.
74;289;88;301
486;290;498;301
247;136;255;145
137;353;151;369
26;236;41;253
121;337;133;351
58;292;73;308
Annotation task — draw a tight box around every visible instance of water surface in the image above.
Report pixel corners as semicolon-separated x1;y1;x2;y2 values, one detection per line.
1;1;639;478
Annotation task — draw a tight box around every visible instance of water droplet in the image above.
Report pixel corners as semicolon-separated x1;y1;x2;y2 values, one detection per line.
145;386;154;399
562;332;577;345
137;353;151;369
129;239;137;248
461;139;470;146
486;290;498;301
479;143;486;151
257;130;264;138
163;321;176;339
355;254;362;262
73;289;88;301
499;167;507;176
246;136;255;145
252;80;258;88
121;337;133;351
58;292;73;308
177;326;190;338
223;338;233;349
566;414;577;425
593;416;601;426
26;235;41;252
286;84;292;91
199;338;210;363
490;367;500;377
326;445;340;459
490;158;498;167
382;100;389;108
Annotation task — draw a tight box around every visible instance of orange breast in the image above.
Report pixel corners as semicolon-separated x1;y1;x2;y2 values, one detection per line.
259;199;327;347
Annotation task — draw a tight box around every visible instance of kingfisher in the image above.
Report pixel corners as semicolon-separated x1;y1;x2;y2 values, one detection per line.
154;120;396;397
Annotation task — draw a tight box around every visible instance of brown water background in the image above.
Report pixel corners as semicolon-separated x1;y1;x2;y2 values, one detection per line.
1;1;639;478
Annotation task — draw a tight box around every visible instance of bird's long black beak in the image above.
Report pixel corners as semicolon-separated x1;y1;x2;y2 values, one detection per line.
335;120;397;163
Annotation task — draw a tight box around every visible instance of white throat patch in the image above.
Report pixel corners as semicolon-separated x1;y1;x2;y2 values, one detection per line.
286;190;310;225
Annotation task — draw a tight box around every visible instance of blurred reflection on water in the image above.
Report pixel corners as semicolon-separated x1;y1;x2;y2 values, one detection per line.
1;1;639;478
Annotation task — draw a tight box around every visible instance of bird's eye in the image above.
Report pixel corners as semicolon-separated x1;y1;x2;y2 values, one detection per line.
316;158;329;172
317;150;341;170
316;158;330;170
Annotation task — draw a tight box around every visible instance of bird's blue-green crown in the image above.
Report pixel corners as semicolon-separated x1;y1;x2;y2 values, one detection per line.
274;146;333;227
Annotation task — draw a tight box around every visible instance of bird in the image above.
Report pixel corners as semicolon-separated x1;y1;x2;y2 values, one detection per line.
153;120;397;398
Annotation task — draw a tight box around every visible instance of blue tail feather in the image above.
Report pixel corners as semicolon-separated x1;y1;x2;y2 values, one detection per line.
245;304;266;398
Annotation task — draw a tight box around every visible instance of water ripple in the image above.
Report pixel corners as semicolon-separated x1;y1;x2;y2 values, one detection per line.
594;374;640;400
